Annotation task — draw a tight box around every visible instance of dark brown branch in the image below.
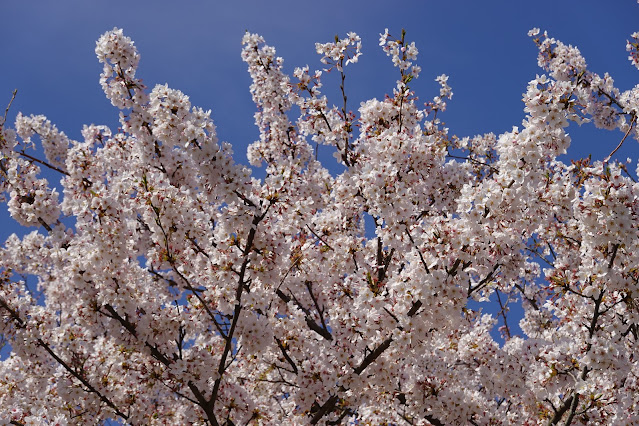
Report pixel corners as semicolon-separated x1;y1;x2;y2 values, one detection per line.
37;338;130;420
446;153;499;174
188;381;219;426
376;237;395;284
37;217;53;232
495;290;512;339
171;266;229;339
276;288;333;341
607;243;619;270
310;394;339;425
275;336;298;374
604;114;636;164
305;281;331;337
3;89;17;124
327;407;354;425
547;291;604;425
622;323;638;340
353;336;393;375
514;283;540;311
384;306;401;325
19;151;69;175
305;317;333;341
308;288;425;424
157;378;200;405
546;394;574;426
563;393;580;426
103;304;173;367
446;258;464;277
233;189;257;208
404;227;429;274
407;300;423;317
306;224;334;251
425;414;445;426
0;297;129;421
100;302;223;424
210;206;272;414
468;263;500;296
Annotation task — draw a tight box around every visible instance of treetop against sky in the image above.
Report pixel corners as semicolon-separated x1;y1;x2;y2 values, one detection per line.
1;1;639;425
1;1;638;242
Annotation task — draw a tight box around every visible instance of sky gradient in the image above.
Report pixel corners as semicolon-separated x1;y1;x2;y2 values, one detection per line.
2;2;638;171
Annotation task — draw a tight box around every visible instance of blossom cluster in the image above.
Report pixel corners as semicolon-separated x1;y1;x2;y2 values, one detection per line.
627;31;639;70
1;26;639;426
379;28;420;77
315;32;362;72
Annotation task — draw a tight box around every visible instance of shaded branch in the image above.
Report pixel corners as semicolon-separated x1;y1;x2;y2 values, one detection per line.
604;114;636;164
468;263;500;296
276;288;333;341
0;297;129;421
275;336;298;374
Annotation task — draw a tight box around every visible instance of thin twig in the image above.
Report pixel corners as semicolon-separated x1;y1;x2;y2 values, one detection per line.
306;224;333;251
495;290;512;339
446;153;499;173
604;115;636;164
3;89;17;125
19;151;69;175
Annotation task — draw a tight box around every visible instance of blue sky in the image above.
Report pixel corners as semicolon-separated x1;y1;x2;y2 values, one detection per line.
2;1;637;168
0;1;638;340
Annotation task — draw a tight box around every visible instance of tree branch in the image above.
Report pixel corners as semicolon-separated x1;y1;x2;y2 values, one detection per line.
0;297;129;421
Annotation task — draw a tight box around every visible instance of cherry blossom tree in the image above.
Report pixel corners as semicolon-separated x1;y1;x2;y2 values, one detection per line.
1;26;639;425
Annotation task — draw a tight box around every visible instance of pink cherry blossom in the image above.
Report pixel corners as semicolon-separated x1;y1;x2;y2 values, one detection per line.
1;27;639;425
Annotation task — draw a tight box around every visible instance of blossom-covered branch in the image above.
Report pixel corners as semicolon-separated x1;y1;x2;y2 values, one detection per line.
1;26;639;425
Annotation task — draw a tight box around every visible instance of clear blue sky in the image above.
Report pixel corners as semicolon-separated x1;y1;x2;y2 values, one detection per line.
1;1;638;252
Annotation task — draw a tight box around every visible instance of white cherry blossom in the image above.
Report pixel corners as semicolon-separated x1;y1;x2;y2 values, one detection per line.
0;27;639;425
